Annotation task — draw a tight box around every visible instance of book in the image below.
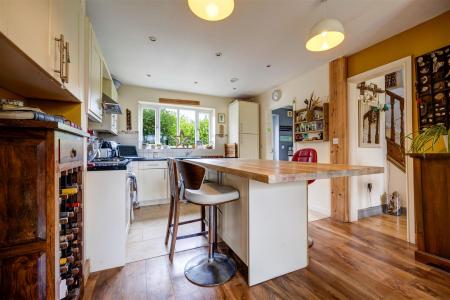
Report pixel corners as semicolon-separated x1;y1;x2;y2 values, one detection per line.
0;111;65;123
0;103;43;112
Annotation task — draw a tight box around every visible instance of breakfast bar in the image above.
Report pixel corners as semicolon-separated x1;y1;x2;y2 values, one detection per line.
188;159;384;286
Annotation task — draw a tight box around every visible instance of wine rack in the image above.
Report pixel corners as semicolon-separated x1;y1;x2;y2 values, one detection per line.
58;167;83;299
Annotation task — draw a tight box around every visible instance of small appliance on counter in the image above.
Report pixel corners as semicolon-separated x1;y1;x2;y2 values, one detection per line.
101;140;119;157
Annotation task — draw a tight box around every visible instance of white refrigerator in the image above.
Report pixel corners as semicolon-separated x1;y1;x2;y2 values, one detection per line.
228;100;259;159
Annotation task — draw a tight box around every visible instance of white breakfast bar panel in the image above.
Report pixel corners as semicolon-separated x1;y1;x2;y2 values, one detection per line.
248;179;308;285
209;171;308;286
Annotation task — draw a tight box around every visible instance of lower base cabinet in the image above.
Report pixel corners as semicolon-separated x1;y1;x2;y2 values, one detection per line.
136;161;169;205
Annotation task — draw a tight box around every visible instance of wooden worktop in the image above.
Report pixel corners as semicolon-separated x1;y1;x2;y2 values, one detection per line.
187;159;384;184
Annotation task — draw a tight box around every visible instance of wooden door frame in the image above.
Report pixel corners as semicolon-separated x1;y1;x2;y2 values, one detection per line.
347;56;414;244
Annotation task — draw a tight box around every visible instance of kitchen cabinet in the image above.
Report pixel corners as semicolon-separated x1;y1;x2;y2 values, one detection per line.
229;100;259;158
50;0;83;99
86;19;103;122
1;0;51;74
137;161;169;205
103;77;119;103
1;0;83;100
89;113;118;135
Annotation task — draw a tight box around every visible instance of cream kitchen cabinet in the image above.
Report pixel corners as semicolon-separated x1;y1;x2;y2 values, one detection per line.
1;0;83;100
50;0;83;99
89;113;118;135
86;18;103;122
1;0;51;73
137;161;169;205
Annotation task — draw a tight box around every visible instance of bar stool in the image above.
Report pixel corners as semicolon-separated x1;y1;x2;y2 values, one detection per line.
292;148;318;248
177;160;239;287
165;159;207;262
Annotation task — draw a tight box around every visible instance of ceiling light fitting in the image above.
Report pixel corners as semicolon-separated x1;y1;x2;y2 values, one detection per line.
148;36;157;42
188;0;234;21
230;77;239;83
306;0;345;52
215;52;223;57
146;74;151;77
266;64;272;68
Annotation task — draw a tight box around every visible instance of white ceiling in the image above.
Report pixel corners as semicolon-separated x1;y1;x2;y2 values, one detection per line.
87;0;450;98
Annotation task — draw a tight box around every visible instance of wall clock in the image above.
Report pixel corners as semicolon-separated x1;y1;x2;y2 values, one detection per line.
272;89;282;101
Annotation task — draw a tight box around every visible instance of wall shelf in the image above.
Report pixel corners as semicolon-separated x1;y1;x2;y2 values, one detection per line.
294;103;329;142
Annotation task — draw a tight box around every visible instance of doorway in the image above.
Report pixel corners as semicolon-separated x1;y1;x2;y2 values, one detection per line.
347;57;414;243
271;106;293;161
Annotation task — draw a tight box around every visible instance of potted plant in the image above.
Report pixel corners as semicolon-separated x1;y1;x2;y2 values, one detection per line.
406;124;449;153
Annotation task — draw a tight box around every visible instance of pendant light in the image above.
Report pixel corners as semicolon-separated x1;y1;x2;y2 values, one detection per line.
306;0;345;52
188;0;234;21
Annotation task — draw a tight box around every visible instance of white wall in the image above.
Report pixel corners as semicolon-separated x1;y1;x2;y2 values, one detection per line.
348;76;387;220
104;84;234;156
254;64;331;216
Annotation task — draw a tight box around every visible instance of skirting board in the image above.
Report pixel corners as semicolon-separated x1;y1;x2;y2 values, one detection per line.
358;205;407;219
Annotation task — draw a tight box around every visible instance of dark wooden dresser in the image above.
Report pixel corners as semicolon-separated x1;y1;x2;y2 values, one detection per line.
410;153;450;272
0;120;88;299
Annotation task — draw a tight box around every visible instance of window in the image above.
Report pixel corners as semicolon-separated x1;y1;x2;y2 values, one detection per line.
139;103;214;149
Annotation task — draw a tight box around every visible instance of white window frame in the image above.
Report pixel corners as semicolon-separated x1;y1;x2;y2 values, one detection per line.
138;101;215;149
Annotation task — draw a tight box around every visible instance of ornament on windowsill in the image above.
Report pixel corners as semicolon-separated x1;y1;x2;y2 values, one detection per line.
357;82;389;112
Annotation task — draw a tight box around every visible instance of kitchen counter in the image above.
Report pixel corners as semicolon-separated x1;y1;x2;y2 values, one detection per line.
191;158;383;286
188;158;383;184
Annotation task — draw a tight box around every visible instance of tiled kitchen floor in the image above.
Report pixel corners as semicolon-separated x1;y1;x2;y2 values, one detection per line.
126;203;208;263
127;203;329;263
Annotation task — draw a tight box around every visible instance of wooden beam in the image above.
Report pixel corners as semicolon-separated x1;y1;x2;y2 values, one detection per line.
329;57;349;222
159;98;200;106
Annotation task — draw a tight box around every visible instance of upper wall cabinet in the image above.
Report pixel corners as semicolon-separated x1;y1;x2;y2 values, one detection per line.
0;0;83;101
50;0;83;100
86;18;103;122
1;0;52;74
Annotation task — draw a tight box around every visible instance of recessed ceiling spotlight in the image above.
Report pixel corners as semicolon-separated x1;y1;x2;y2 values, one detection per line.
233;87;237;90
230;77;239;83
266;64;272;68
146;74;151;77
148;36;157;42
215;52;223;57
194;81;198;84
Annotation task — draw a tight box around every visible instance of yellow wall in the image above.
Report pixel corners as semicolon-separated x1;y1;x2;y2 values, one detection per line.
347;10;450;151
27;99;82;126
348;10;450;78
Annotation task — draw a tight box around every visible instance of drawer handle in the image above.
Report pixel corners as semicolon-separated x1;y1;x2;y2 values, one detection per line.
70;148;77;158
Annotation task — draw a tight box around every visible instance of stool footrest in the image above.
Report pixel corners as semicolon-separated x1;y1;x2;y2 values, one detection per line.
169;228;208;240
169;218;204;228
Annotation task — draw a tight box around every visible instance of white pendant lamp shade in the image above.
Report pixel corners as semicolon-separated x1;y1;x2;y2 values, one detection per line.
188;0;235;21
306;18;345;52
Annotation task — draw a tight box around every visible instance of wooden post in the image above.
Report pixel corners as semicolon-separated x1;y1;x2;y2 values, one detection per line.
329;57;349;222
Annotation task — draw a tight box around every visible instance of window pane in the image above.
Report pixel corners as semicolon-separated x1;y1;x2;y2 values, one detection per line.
142;108;156;144
160;108;177;146
198;112;210;146
179;110;195;148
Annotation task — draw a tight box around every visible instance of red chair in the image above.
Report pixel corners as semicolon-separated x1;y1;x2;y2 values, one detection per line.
292;148;318;185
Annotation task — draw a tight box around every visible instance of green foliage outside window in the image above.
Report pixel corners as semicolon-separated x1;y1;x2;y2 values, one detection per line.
199;115;210;145
142;109;155;144
160;109;177;146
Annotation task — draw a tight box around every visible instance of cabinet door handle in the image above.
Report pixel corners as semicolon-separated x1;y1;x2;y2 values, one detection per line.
54;34;65;82
63;41;70;83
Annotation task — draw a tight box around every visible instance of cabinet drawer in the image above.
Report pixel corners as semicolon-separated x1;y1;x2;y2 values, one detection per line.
57;132;83;164
138;160;167;169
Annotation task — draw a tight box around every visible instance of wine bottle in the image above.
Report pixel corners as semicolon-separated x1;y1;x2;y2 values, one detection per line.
59;217;69;224
60;263;69;274
60;211;75;218
59;257;67;265
71;267;80;275
60;233;74;242
60;241;69;249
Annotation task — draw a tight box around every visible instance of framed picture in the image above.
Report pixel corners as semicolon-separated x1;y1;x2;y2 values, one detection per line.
218;113;226;123
287;110;293;117
359;101;380;148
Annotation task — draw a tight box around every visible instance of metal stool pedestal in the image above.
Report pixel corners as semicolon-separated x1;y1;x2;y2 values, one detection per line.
184;206;236;286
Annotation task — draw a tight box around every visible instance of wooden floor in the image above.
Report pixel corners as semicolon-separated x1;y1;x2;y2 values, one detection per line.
84;218;450;300
355;213;407;241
